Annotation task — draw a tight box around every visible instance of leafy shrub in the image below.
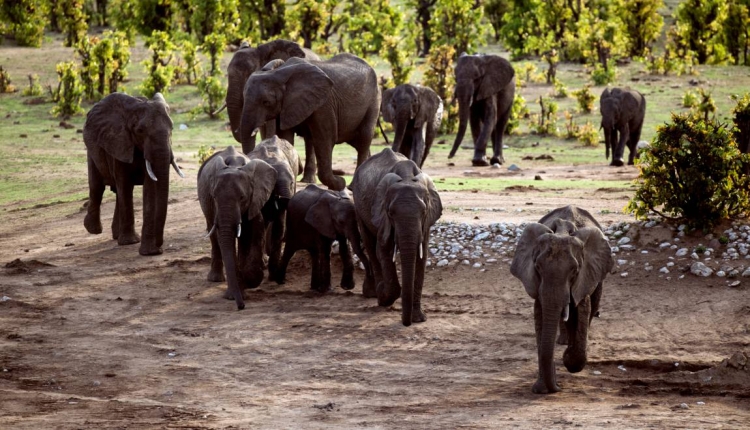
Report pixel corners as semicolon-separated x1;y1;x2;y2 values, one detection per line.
54;0;88;47
732;92;750;153
534;96;558;136
506;93;528;135
197;144;216;165
669;0;729;65
0;0;48;47
196;75;226;119
52;61;84;117
577;121;599;147
22;74;43;96
75;37;97;100
552;79;568;98
695;88;717;121
572;86;595;113
202;33;225;77
107;31;131;94
682;89;699;108
141;31;176;98
0;66;17;93
381;35;413;86
616;0;664;57
423;45;457;134
627;112;750;230
591;59;617;85
178;40;201;85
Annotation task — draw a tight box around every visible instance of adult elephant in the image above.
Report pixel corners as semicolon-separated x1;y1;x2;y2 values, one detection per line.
352;149;442;326
246;136;301;281
448;53;516;166
600;87;646;166
276;184;372;292
198;146;277;310
83;92;184;256
510;205;613;394
240;53;380;191
381;84;443;168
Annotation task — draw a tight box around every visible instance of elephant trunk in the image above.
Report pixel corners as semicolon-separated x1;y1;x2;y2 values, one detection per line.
140;143;170;255
538;303;562;393
602;125;611;160
239;98;261;154
391;111;410;155
563;296;591;373
411;123;426;168
450;84;473;158
347;218;372;281
226;75;246;144
218;226;245;310
396;228;421;326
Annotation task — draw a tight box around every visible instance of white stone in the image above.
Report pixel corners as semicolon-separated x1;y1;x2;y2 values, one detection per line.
659;242;671;249
690;252;700;260
473;262;482;268
717;271;726;277
742;268;750;277
617;259;627;266
620;272;629;278
676;248;689;257
461;259;470;265
659;267;670;274
617;237;631;245
179;123;188;130
437;259;449;267
690;262;713;277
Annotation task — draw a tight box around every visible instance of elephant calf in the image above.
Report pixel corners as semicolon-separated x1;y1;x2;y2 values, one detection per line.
600;87;646;166
511;205;613;394
275;184;372;292
198;146;277;310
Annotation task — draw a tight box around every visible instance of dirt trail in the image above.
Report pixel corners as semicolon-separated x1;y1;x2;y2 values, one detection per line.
1;163;750;428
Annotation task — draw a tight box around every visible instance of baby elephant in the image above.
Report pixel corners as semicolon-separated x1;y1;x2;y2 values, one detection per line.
276;184;371;292
510;205;613;394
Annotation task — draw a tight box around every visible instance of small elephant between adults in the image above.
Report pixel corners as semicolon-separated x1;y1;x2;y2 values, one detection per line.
449;53;516;167
352;149;443;326
600;87;646;166
510;205;613;394
275;184;372;292
198;145;277;310
83;92;184;256
381;84;443;168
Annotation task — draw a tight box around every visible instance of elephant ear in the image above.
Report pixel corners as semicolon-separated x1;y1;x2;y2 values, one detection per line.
571;227;614;306
381;87;396;123
415;172;442;238
84;94;138;163
600;87;611;102
261;59;285;71
510;223;554;299
372;173;402;244
414;87;438;128
477;56;515;101
241;159;278;220
277;63;334;130
305;192;338;239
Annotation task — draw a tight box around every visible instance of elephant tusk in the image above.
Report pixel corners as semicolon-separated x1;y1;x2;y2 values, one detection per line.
275;200;278;210
211;102;227;116
237;223;242;238
204;224;216;238
251;127;260;137
392;243;398;263
419;243;423;259
562;304;570;322
145;159;158;182
172;158;185;178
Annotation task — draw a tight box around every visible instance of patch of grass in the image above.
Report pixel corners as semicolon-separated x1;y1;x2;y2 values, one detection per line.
432;177;633;192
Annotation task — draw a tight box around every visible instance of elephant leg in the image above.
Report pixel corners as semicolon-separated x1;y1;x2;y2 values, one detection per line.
240;216;265;290
421;125;437;168
589;282;603;325
266;214;285;281
611;124;629;167
375;239;401;307
470;103;482;144
563;295;591;373
628;122;644;165
359;223;379;298
275;240;296;285
114;171;139;246
474;98;497;166
338;236;355;291
84;158;104;235
312;138;345;191
111;200;120;240
302;139;317;184
208;231;226;282
410;237;429;323
491;96;511;165
317;239;332;293
309;248;321;290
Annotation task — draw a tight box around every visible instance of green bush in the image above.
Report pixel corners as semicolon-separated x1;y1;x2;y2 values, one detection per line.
695;87;717;121
732;92;750;153
552;79;568;98
21;74;43;96
591;59;617;85
572;86;595;113
506;93;528;135
0;66;17;93
197;144;216;165
534;96;558;136
179;40;201;85
54;0;88;47
381;35;413;86
577;121;599;147
52;61;84;117
0;0;48;47
682;89;699;108
627;112;750;230
140;30;176;98
196;75;226;119
423;45;457;134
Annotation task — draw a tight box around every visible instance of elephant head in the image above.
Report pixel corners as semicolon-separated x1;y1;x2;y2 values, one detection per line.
381;84;443;167
240;62;334;152
200;147;277;310
226;39;308;144
305;187;360;242
451;54;515;158
83;92;183;255
372;160;443;326
511;219;613;394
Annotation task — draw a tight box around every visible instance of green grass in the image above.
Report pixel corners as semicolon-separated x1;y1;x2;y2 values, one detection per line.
432;177;634;192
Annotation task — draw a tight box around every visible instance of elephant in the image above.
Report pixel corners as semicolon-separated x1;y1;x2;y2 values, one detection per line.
226;39;320;183
197;145;277;310
83;92;184;256
381;83;443;168
449;53;516;167
600;87;646;166
352;148;443;326
245;135;301;282
240;53;380;191
275;184;372;292
510;205;614;394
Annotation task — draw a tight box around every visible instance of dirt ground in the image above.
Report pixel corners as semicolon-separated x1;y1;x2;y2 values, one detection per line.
2;159;750;429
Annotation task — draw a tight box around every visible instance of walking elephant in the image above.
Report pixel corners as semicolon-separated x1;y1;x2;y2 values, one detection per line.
510;205;613;394
198;146;277;310
352;149;443;326
246;136;301;281
83;92;184;256
276;184;372;292
600;87;646;166
449;53;516;166
381;84;443;168
240;53;380;191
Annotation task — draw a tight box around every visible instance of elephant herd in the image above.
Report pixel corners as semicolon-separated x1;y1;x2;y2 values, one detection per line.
80;39;649;393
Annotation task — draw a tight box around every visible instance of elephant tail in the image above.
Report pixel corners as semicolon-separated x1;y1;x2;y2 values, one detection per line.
378;117;390;146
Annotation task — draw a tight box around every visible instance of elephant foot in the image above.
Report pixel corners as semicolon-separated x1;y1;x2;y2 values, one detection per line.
490;156;504;165
532;378;561;394
223;288;245;301
118;232;140;246
313;284;331;293
240;278;262;290
376;282;400;307
411;307;427;323
84;213;102;234
362;277;377;298
300;173;317;184
340;275;355;291
627;160;635;166
139;244;163;256
207;270;225;282
563;347;587;373
610;159;624;167
471;157;489;167
557;331;569;345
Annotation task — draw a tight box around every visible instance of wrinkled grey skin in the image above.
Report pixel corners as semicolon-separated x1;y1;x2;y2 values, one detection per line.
245;136;301;282
83;92;183;256
381;84;443;168
226;39;319;182
276;184;373;292
511;205;613;394
352;149;443;326
449;54;516;166
600;87;646;166
198;146;277;310
240;53;380;191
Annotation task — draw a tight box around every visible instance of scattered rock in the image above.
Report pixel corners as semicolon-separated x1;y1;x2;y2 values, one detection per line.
534;175;542;180
179;123;188;130
727;352;747;369
690;262;713;277
59;121;75;129
535;154;554;160
507;164;521;172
